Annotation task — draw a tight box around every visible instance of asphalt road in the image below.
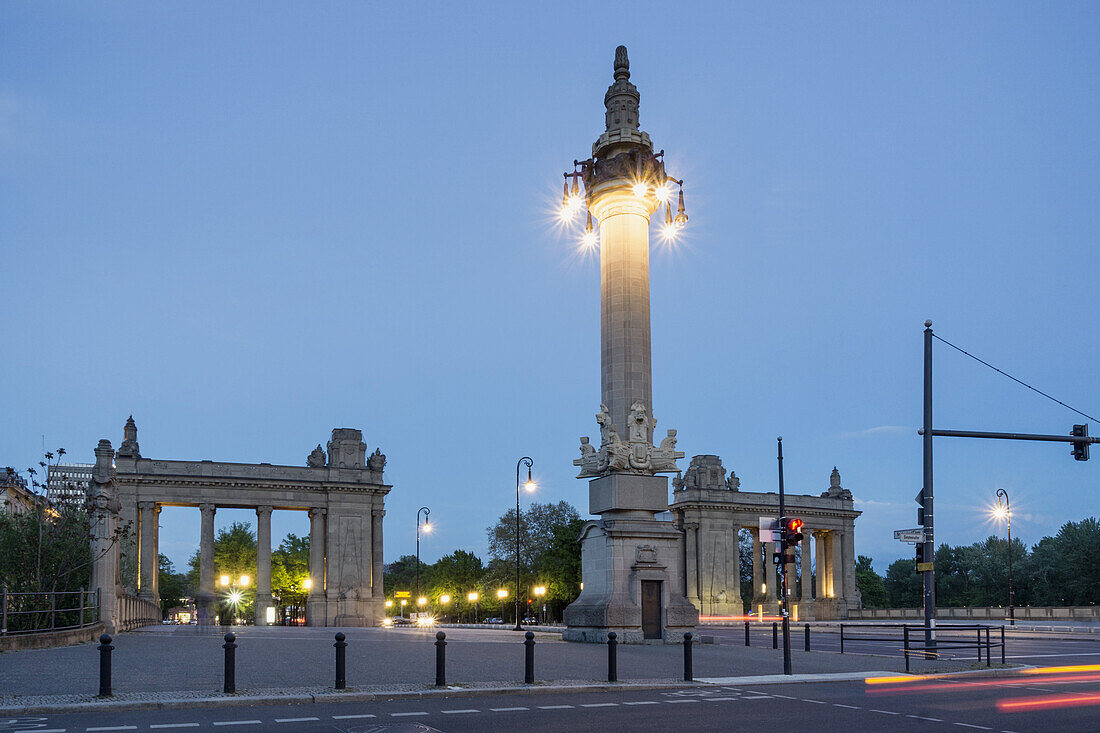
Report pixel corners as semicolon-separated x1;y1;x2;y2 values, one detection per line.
4;669;1098;733
705;624;1100;665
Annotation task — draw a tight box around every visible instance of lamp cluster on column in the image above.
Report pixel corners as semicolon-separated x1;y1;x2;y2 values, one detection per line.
560;157;688;250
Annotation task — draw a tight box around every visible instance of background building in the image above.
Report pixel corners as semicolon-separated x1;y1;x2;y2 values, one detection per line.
46;462;93;504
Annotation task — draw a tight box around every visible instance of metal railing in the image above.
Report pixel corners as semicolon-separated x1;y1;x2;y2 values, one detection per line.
0;587;100;635
839;622;1006;672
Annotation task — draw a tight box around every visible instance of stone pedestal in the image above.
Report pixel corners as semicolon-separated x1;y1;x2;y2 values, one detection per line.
564;474;698;643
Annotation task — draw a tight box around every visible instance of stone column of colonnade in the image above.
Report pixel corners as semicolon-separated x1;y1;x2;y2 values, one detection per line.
842;525;858;610
307;507;326;626
255;505;273;626
137;501;160;603
684;522;700;608
198;503;216;622
814;530;829;599
371;509;384;597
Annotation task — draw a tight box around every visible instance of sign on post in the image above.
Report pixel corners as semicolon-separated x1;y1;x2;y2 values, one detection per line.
759;517;780;543
894;528;927;543
394;591;411;598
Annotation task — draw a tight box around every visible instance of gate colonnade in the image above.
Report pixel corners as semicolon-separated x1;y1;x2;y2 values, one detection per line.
91;419;390;631
671;455;862;621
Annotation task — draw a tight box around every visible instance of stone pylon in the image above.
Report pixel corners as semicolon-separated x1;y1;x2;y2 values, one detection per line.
563;47;698;643
88;440;122;634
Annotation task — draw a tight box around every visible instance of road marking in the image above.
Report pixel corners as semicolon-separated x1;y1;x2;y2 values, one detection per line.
953;725;991;730
834;704;861;709
391;712;428;717
742;696;770;700
665;699;699;703
623;701;660;705
705;697;739;701
441;710;480;714
581;703;618;708
802;699;826;704
35;730;68;733
907;715;943;722
771;694;797;699
87;728;138;731
151;726;201;730
490;707;529;711
211;723;262;727
275;718;319;723
538;705;573;710
870;710;900;715
332;714;376;719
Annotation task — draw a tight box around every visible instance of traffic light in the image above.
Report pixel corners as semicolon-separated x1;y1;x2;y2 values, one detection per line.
915;544;925;571
780;517;804;549
1072;424;1089;461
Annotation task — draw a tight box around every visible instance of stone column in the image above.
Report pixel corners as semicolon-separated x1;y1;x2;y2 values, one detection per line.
89;439;120;634
137;501;156;601
842;524;859;613
814;530;828;598
198;503;216;623
307;507;326;626
371;508;384;597
799;531;811;601
684;521;700;609
729;525;741;614
829;531;843;600
255;505;273;626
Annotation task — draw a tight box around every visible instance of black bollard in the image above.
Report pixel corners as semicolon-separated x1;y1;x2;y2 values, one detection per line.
223;632;237;694
334;632;347;690
683;633;693;682
772;622;778;649
435;631;446;686
744;620;750;647
524;631;535;684
804;624;810;652
607;631;618;683
97;633;113;697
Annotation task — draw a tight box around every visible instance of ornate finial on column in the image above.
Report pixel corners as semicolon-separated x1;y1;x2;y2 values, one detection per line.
614;45;629;79
118;415;141;458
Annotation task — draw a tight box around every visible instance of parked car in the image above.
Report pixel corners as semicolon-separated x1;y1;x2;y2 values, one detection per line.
383;616;413;627
522;616;538;624
482;617;504;624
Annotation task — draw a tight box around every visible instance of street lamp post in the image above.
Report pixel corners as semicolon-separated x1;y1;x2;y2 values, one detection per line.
533;586;546;624
467;592;479;624
515;457;535;631
498;588;508;622
416;506;431;611
995;489;1015;626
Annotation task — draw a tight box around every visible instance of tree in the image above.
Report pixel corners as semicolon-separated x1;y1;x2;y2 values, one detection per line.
157;554;189;617
486;501;581;576
855;555;888;608
884;557;923;607
538;516;585;620
429;550;484;596
271;533;309;624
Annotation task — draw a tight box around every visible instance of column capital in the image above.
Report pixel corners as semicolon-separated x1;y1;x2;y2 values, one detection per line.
683;521;700;531
309;507;327;518
371;509;386;519
256;505;273;516
137;500;154;511
199;503;216;515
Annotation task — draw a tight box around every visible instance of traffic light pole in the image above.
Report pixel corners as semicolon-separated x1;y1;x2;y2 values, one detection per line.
919;321;1096;655
777;437;792;676
922;323;935;653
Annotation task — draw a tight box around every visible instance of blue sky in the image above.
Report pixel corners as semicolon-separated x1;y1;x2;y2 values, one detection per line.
3;3;1097;573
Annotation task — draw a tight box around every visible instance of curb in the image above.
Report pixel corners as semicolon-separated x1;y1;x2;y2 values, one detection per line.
0;666;1037;716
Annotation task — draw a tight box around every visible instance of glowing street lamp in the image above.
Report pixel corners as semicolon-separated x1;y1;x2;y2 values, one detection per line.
416;506;431;604
533;585;546;624
385;599;393;608
514;457;535;631
467;591;479;624
417;596;428;607
498;588;509;622
220;575;231;587
994;489;1015;626
302;578;312;591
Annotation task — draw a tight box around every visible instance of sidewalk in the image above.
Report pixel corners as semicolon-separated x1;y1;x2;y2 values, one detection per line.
0;624;993;713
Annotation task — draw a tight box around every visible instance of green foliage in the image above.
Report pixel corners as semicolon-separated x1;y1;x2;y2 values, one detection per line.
884;557;923;607
855;555;888;608
186;521;257;620
486;501;581;577
157;554;189;616
538;516;585;616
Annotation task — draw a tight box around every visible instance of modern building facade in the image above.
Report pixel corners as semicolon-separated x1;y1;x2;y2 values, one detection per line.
46;462;93;505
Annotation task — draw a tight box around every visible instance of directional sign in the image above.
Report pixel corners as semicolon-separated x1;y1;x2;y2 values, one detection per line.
759;517;780;543
894;528;928;543
916;562;935;572
394;591;411;598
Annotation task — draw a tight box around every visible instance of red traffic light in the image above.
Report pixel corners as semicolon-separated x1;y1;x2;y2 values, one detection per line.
787;518;803;533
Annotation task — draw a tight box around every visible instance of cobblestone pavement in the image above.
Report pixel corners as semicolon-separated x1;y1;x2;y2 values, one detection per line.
0;624;979;700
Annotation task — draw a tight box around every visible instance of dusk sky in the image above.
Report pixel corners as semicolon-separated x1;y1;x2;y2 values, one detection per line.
3;3;1097;574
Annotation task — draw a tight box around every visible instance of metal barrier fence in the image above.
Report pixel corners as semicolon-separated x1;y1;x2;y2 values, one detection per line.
0;587;100;635
839;623;1006;672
